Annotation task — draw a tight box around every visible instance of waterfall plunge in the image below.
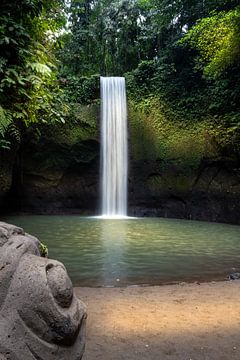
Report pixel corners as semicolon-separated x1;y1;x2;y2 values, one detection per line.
100;77;128;217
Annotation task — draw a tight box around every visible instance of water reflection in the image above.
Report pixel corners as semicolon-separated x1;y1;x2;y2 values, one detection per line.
2;215;240;286
100;219;128;286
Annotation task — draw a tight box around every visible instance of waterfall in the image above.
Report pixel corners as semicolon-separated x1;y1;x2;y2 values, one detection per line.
100;77;128;217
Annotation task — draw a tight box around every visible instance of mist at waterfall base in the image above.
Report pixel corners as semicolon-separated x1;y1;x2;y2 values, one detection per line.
100;77;128;218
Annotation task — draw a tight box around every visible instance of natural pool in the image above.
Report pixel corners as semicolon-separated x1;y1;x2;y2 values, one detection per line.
3;216;240;286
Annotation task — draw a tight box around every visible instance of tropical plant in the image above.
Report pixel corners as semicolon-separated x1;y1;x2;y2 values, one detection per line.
180;6;240;78
0;0;67;149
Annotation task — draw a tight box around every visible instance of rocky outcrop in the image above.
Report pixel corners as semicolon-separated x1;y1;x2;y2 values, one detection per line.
0;222;86;360
128;158;240;224
1;135;100;214
1;104;240;224
2;153;240;223
5;163;99;215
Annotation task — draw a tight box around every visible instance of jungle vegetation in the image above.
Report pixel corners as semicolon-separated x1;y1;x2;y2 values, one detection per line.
0;0;240;163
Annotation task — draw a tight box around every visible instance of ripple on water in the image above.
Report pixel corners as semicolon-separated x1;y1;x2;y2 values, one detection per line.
2;215;240;286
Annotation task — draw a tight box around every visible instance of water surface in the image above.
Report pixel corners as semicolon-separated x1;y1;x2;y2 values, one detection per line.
3;216;240;286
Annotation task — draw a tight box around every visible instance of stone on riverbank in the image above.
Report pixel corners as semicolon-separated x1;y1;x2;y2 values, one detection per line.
0;221;86;360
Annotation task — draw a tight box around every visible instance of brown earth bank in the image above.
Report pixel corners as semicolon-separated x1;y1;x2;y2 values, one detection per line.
76;281;240;360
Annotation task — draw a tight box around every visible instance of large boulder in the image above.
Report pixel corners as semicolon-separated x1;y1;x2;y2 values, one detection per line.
0;222;86;360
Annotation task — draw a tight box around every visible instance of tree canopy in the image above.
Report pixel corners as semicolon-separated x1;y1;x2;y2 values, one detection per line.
1;0;240;157
0;0;67;147
181;6;240;78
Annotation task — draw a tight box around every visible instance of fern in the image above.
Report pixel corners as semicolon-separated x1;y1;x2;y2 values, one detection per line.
0;138;10;149
29;62;52;77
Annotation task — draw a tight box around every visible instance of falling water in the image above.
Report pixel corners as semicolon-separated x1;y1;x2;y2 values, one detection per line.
100;77;128;217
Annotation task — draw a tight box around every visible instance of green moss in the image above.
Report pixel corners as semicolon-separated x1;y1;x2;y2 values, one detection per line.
23;104;99;171
39;242;48;257
147;174;193;193
23;95;239;179
42;104;98;146
128;96;220;171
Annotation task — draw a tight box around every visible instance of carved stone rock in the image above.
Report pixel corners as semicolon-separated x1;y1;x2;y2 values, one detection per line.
0;221;87;360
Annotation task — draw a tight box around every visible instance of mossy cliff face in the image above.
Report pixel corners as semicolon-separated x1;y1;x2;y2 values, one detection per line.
2;99;240;223
128;98;240;223
129;158;240;223
3;104;100;214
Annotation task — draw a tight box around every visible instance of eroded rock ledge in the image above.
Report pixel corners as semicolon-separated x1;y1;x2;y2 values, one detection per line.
0;221;86;360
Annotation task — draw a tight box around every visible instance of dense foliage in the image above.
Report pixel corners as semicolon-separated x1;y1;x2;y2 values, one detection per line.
0;0;67;148
60;0;239;75
58;0;240;160
181;6;240;78
1;0;240;163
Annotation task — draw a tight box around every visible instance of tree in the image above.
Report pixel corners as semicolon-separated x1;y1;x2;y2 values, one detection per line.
0;0;67;148
60;0;157;77
180;6;240;78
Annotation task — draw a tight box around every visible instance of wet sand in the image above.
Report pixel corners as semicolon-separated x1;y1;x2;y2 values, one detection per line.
75;281;240;360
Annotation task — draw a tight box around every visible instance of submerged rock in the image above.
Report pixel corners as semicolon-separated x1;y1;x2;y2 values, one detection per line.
228;272;240;280
0;221;86;360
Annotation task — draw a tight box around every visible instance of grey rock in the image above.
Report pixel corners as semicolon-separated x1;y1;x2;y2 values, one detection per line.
0;221;86;360
228;272;240;280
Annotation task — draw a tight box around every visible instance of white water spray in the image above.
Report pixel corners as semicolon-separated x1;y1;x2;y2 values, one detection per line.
100;77;128;217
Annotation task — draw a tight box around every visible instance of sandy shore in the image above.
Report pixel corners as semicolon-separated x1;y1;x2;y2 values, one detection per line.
75;281;240;360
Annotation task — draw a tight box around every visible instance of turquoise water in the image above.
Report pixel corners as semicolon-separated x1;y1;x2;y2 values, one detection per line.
3;216;240;286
